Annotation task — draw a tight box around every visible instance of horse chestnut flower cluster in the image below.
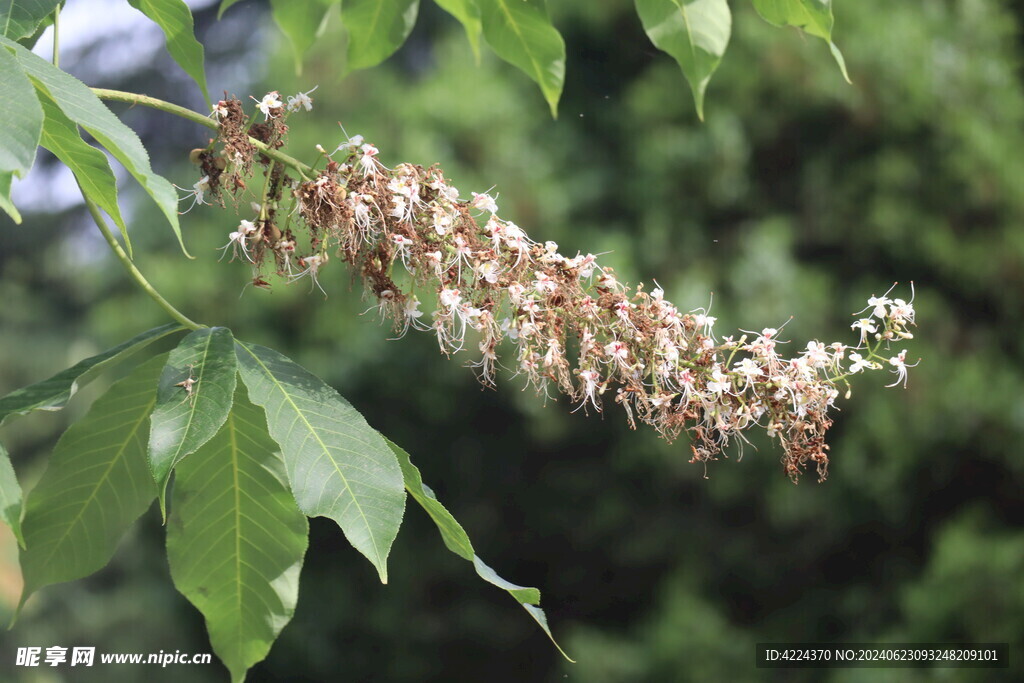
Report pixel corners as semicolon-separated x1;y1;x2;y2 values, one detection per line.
194;91;918;482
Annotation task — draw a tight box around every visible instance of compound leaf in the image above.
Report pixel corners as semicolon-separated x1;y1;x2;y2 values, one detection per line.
479;0;565;118
37;88;131;254
0;39;42;222
752;0;849;82
341;0;419;71
269;0;335;73
128;0;211;105
0;34;192;256
635;0;732;121
167;385;308;683
149;327;236;515
0;0;60;40
0;323;181;425
17;354;165;610
388;438;572;661
235;341;405;584
0;441;23;548
434;0;482;62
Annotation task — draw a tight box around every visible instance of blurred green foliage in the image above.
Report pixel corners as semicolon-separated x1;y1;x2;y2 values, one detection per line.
1;0;1022;680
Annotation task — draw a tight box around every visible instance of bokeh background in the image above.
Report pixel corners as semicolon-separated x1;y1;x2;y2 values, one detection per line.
1;0;1022;680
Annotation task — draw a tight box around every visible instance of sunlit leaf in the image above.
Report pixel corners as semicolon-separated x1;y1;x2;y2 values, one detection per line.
167;385;308;683
128;0;211;105
752;0;850;82
269;0;335;73
0;40;42;223
341;0;419;71
149;327;236;515
0;34;192;256
37;88;131;255
0;441;24;548
434;0;482;62
479;0;565;118
0;323;181;425
0;0;60;40
388;438;573;661
235;341;405;584
17;354;164;611
635;0;731;121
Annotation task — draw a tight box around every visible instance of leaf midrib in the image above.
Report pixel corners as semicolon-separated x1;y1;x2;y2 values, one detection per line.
237;342;384;572
495;0;546;91
30;391;155;574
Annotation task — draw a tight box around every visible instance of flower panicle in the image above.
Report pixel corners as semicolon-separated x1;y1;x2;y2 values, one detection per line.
200;95;919;483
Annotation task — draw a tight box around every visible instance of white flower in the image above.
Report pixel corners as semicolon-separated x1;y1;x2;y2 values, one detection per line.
604;341;629;361
650;394;675;409
291;253;328;296
359;144;380;175
439;288;462;309
889;298;916;326
848;352;876;374
885;349;918;388
706;365;731;395
194;176;210;204
851;318;877;344
470;192;498;214
575;369;604;412
254;91;282;119
286;85;318;112
431;205;453;235
476;260;501;284
693;312;717;333
217;225;255;262
866;295;892;319
733;358;763;386
803;341;830;368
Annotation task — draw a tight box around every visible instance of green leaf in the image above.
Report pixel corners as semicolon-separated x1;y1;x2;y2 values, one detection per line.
341;0;419;71
434;0;481;63
0;441;24;548
234;341;405;584
388;438;572;661
167;385;308;683
17;354;164;610
0;38;42;223
269;0;335;74
37;88;132;255
0;34;192;257
14;6;51;49
635;0;732;121
0;0;60;40
0;323;182;425
0;171;20;223
0;43;41;177
217;0;243;20
149;327;236;515
752;0;849;82
479;0;565;118
128;0;211;106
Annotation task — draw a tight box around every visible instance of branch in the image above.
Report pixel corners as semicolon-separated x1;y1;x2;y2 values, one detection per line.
82;189;203;331
90;88;313;178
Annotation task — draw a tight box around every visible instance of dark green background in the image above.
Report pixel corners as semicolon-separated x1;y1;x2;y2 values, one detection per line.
1;0;1021;681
